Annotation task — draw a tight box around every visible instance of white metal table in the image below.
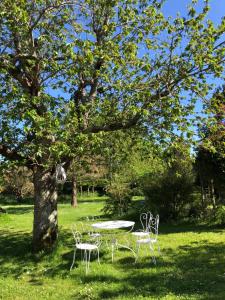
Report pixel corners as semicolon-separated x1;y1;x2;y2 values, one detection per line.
92;220;136;262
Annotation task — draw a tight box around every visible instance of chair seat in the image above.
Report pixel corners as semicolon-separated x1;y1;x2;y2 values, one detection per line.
132;231;149;237
137;238;157;244
76;243;98;250
150;238;157;243
90;233;101;238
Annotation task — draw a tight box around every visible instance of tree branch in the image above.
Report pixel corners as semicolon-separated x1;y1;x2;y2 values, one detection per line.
81;113;142;134
30;1;78;30
0;144;27;162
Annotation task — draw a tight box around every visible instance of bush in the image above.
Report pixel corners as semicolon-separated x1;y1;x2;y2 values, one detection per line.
142;173;195;220
142;147;196;221
103;182;133;216
214;206;225;225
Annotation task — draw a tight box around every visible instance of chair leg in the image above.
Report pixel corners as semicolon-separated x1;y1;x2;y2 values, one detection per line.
111;237;117;262
149;243;156;265
158;243;161;254
112;242;115;262
105;238;109;250
86;250;91;274
144;244;147;257
97;248;100;264
135;243;141;263
82;250;86;264
84;251;87;274
70;248;76;271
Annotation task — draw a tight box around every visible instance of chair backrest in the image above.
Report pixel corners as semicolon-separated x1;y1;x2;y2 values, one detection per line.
140;212;152;232
71;227;82;244
71;222;86;233
149;214;159;237
71;224;101;246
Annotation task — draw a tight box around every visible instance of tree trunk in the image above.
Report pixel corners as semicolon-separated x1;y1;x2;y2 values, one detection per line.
199;175;206;214
71;174;78;207
210;178;216;210
33;167;58;252
15;189;23;203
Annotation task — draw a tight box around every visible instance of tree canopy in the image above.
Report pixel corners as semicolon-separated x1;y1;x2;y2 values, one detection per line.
0;0;225;250
1;0;225;168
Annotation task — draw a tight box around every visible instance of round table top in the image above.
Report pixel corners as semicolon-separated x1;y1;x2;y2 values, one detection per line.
92;220;135;230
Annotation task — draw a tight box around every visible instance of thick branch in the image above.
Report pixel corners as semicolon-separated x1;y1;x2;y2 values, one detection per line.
81;113;142;134
80;85;175;135
0;144;27;162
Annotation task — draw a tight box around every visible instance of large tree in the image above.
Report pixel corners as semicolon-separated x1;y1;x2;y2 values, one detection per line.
0;0;225;251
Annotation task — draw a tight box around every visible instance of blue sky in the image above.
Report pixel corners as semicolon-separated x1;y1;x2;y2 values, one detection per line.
163;0;225;24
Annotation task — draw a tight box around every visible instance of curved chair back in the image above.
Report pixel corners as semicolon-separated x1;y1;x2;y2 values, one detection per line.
140;212;152;232
71;224;101;247
71;228;82;244
149;214;159;237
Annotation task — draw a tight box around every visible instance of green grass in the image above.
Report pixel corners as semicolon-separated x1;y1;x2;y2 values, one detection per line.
0;197;225;300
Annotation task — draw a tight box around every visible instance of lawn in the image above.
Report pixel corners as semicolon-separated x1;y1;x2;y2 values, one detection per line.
0;197;225;300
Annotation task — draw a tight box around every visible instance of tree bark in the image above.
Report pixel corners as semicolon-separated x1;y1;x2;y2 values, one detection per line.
199;175;206;214
210;178;216;210
32;167;58;252
71;174;78;207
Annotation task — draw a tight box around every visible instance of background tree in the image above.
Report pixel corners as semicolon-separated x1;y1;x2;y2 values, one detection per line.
66;156;107;207
102;130;156;215
0;0;225;251
195;85;225;212
1;164;34;202
143;140;195;220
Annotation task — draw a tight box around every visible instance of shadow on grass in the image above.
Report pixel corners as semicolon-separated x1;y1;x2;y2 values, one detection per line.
160;223;225;235
59;227;225;299
58;195;108;204
1;225;225;300
4;206;34;215
0;229;33;277
95;241;225;299
76;198;107;204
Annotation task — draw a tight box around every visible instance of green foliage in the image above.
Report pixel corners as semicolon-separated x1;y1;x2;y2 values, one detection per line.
1;165;34;201
0;0;225;169
195;85;225;210
195;146;225;207
101;133;165;215
142;143;195;220
104;181;133;216
213;206;225;225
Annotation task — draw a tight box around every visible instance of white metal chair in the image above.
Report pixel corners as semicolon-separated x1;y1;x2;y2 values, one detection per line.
70;226;101;274
131;211;152;238
133;214;160;264
148;214;160;251
86;216;102;239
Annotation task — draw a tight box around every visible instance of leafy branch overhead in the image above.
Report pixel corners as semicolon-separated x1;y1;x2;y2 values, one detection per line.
0;0;225;168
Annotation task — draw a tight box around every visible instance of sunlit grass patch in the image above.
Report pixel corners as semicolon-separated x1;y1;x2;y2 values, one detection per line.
0;197;225;300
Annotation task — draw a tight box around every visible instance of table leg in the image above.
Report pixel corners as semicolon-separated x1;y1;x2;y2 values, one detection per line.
110;237;136;262
111;237;117;262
